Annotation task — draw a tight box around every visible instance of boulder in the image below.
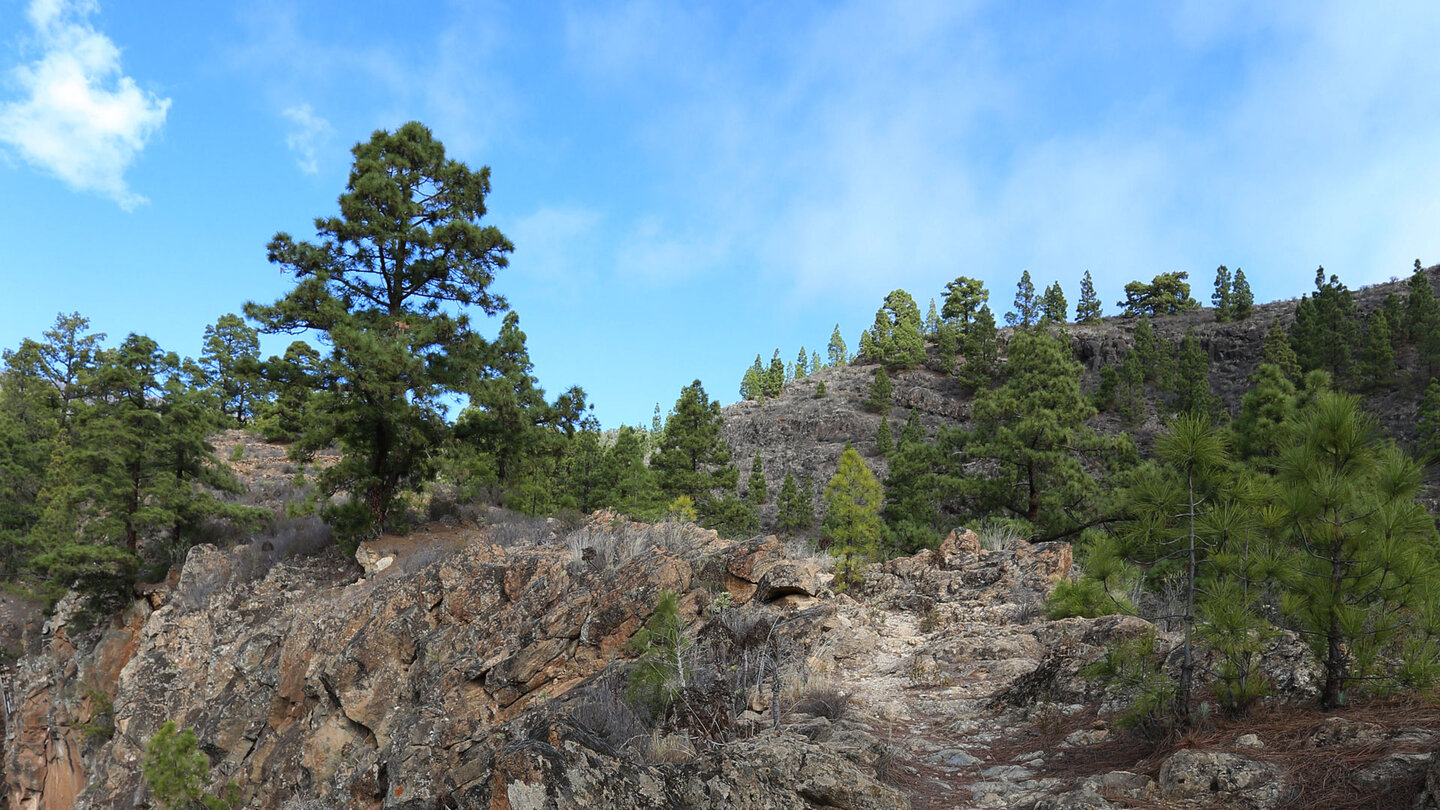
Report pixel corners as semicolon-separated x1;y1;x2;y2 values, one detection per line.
1158;750;1284;809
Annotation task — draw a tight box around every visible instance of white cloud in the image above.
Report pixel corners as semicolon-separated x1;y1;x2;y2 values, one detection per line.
281;103;332;175
0;0;169;210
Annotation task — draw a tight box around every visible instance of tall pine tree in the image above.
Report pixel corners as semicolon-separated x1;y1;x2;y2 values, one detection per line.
1075;270;1103;324
245;122;514;536
823;445;884;588
1006;270;1039;327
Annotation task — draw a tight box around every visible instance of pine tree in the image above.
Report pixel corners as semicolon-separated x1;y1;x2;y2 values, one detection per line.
1006;270;1039;327
1279;393;1440;708
652;380;736;503
899;408;924;447
199;314;262;425
956;305;998;393
1232;268;1253;320
878;290;925;369
746;455;767;506
1232;363;1298;462
947;328;1120;539
1418;379;1440;464
764;350;786;397
1115;356;1146;423
1172;328;1218;418
454;312;549;492
563;429;607;514
941;276;989;327
876;417;893;457
1118;272;1198;316
144;721;239;810
811;350;822;376
1075;270;1103;324
740;354;765;401
814;380;827;398
776;471;814;534
1407;263;1440;383
1040;281;1068;324
256;341;322;442
1359;312;1396;390
1211;265;1233;322
1406;260;1437;340
627;590;690;714
827;324;848;367
31;312;106;428
602;426;662;518
882;432;945;554
1129;318;1171;385
1290;268;1357;383
924;298;940;337
0;340;66;571
866;368;893;413
81;336;184;553
859;307;887;363
1381;293;1406;353
823;445;885;589
1261;318;1302;382
795;347;809;378
245;122;514;536
929;323;958;374
1104;416;1277;724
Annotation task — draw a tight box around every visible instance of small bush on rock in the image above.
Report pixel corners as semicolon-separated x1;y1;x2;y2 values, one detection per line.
143;721;240;809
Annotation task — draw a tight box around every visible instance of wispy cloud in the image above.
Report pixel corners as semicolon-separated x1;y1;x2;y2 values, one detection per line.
0;0;170;210
281;103;332;175
228;1;514;159
560;0;1440;307
507;205;603;287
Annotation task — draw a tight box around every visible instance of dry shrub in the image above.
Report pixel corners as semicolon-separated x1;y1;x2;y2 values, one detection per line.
393;543;461;576
486;514;554;549
789;683;851;720
781;536;837;572
233;516;333;583
646;731;696;765
565;524;647;570
566;676;648;758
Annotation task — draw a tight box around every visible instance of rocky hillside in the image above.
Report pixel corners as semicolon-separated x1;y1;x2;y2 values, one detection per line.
14;503;1440;809
725;266;1440;529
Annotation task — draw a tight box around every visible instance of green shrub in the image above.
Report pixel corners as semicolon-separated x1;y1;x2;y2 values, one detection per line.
77;686;114;743
627;590;690;719
1045;578;1127;619
143;721;240;809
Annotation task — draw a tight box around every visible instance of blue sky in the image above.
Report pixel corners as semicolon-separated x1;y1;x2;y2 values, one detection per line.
2;1;1439;428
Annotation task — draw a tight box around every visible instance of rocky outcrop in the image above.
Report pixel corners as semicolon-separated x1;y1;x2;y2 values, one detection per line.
6;515;914;809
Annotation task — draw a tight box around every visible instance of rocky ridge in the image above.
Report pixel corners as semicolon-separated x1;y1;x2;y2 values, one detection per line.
724;266;1440;528
10;509;1440;809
